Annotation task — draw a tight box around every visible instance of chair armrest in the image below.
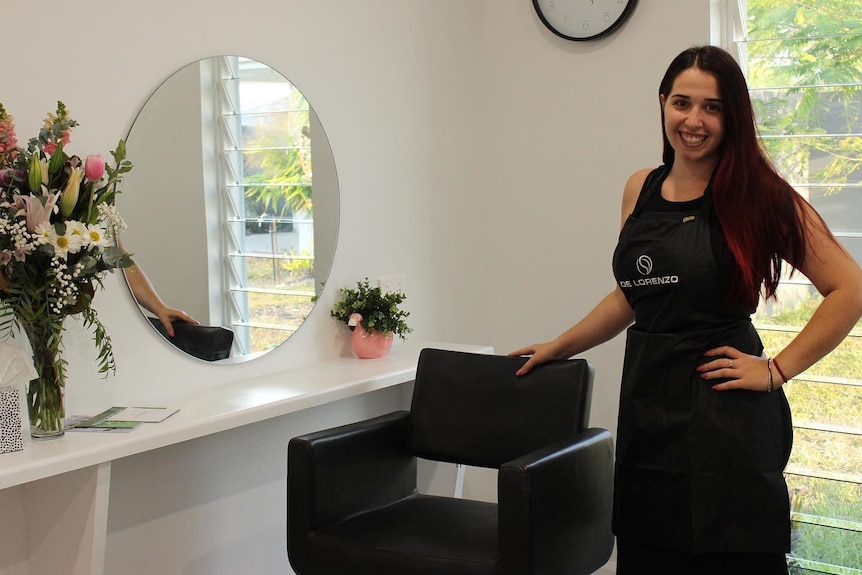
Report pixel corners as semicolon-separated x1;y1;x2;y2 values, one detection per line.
498;427;615;575
288;411;417;534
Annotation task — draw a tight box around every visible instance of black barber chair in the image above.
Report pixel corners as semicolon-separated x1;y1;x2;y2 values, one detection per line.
287;347;615;575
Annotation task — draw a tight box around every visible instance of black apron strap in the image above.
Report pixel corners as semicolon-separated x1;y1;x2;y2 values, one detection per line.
631;165;670;217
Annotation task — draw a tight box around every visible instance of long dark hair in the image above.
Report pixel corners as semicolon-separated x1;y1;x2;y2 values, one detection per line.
659;45;817;309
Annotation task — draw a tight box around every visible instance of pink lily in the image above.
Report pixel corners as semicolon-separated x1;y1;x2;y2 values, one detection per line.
17;193;59;232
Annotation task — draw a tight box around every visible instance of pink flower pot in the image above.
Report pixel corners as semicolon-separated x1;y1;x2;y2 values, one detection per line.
351;325;394;359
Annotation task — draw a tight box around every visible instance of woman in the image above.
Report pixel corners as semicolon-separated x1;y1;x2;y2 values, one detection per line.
124;262;198;337
117;237;198;337
510;46;862;574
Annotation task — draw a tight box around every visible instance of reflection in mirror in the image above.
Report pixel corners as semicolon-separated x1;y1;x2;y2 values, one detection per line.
121;56;339;362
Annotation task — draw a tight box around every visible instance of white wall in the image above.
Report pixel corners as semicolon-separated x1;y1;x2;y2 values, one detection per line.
120;61;212;324
1;0;712;572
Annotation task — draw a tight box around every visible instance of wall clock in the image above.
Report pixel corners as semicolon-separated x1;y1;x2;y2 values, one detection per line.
533;0;638;42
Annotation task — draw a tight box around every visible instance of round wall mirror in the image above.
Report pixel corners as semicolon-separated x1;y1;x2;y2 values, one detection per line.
120;56;339;362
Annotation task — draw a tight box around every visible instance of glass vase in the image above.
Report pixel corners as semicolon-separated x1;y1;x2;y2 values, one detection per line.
22;320;66;439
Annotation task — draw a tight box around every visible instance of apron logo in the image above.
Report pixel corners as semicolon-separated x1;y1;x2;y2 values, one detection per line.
636;255;653;276
619;254;679;289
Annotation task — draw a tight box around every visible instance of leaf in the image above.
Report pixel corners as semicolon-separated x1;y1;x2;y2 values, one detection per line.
102;246;134;268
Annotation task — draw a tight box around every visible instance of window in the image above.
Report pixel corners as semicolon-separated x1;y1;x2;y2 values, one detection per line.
213;57;315;355
722;1;862;573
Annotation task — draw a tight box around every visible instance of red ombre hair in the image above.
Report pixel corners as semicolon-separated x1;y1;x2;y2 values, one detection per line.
659;46;815;309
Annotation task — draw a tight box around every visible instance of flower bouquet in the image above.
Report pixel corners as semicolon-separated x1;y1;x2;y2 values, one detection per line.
0;101;134;438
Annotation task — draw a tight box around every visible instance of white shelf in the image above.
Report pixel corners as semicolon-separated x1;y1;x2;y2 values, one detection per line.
1;342;489;491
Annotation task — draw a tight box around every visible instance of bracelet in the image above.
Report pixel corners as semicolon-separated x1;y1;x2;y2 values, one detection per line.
772;357;790;384
767;358;774;393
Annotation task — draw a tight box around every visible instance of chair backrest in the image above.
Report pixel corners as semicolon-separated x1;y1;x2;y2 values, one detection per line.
407;348;594;468
147;318;234;361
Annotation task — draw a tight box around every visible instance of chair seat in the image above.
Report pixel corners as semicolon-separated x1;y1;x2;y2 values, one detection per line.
322;494;499;574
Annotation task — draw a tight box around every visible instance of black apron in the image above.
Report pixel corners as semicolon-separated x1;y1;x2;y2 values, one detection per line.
610;166;793;554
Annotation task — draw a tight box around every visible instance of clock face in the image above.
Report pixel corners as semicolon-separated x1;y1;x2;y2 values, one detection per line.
533;0;638;41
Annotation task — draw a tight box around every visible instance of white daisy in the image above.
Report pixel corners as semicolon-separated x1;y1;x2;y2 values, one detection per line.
40;224;84;260
67;219;87;238
82;223;109;249
33;222;55;246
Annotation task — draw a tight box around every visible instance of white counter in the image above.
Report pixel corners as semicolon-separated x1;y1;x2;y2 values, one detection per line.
0;342;490;575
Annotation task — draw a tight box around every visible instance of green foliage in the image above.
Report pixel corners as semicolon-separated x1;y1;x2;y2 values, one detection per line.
758;294;862;571
243;251;313;285
238;254;316;353
243;92;312;220
281;250;314;277
100;138;134;211
746;0;862;193
82;306;117;376
330;278;412;340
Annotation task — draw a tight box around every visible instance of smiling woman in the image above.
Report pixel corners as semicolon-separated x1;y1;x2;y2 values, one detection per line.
119;56;340;362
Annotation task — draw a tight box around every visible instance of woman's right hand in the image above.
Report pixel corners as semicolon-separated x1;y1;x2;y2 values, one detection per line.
508;288;635;377
508;341;563;376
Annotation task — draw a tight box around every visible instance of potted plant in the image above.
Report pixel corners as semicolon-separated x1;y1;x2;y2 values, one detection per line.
331;278;412;358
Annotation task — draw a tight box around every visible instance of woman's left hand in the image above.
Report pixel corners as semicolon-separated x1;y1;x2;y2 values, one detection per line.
698;345;776;392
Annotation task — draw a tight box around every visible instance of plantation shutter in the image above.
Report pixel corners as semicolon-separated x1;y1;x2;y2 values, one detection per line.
214;56;315;355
